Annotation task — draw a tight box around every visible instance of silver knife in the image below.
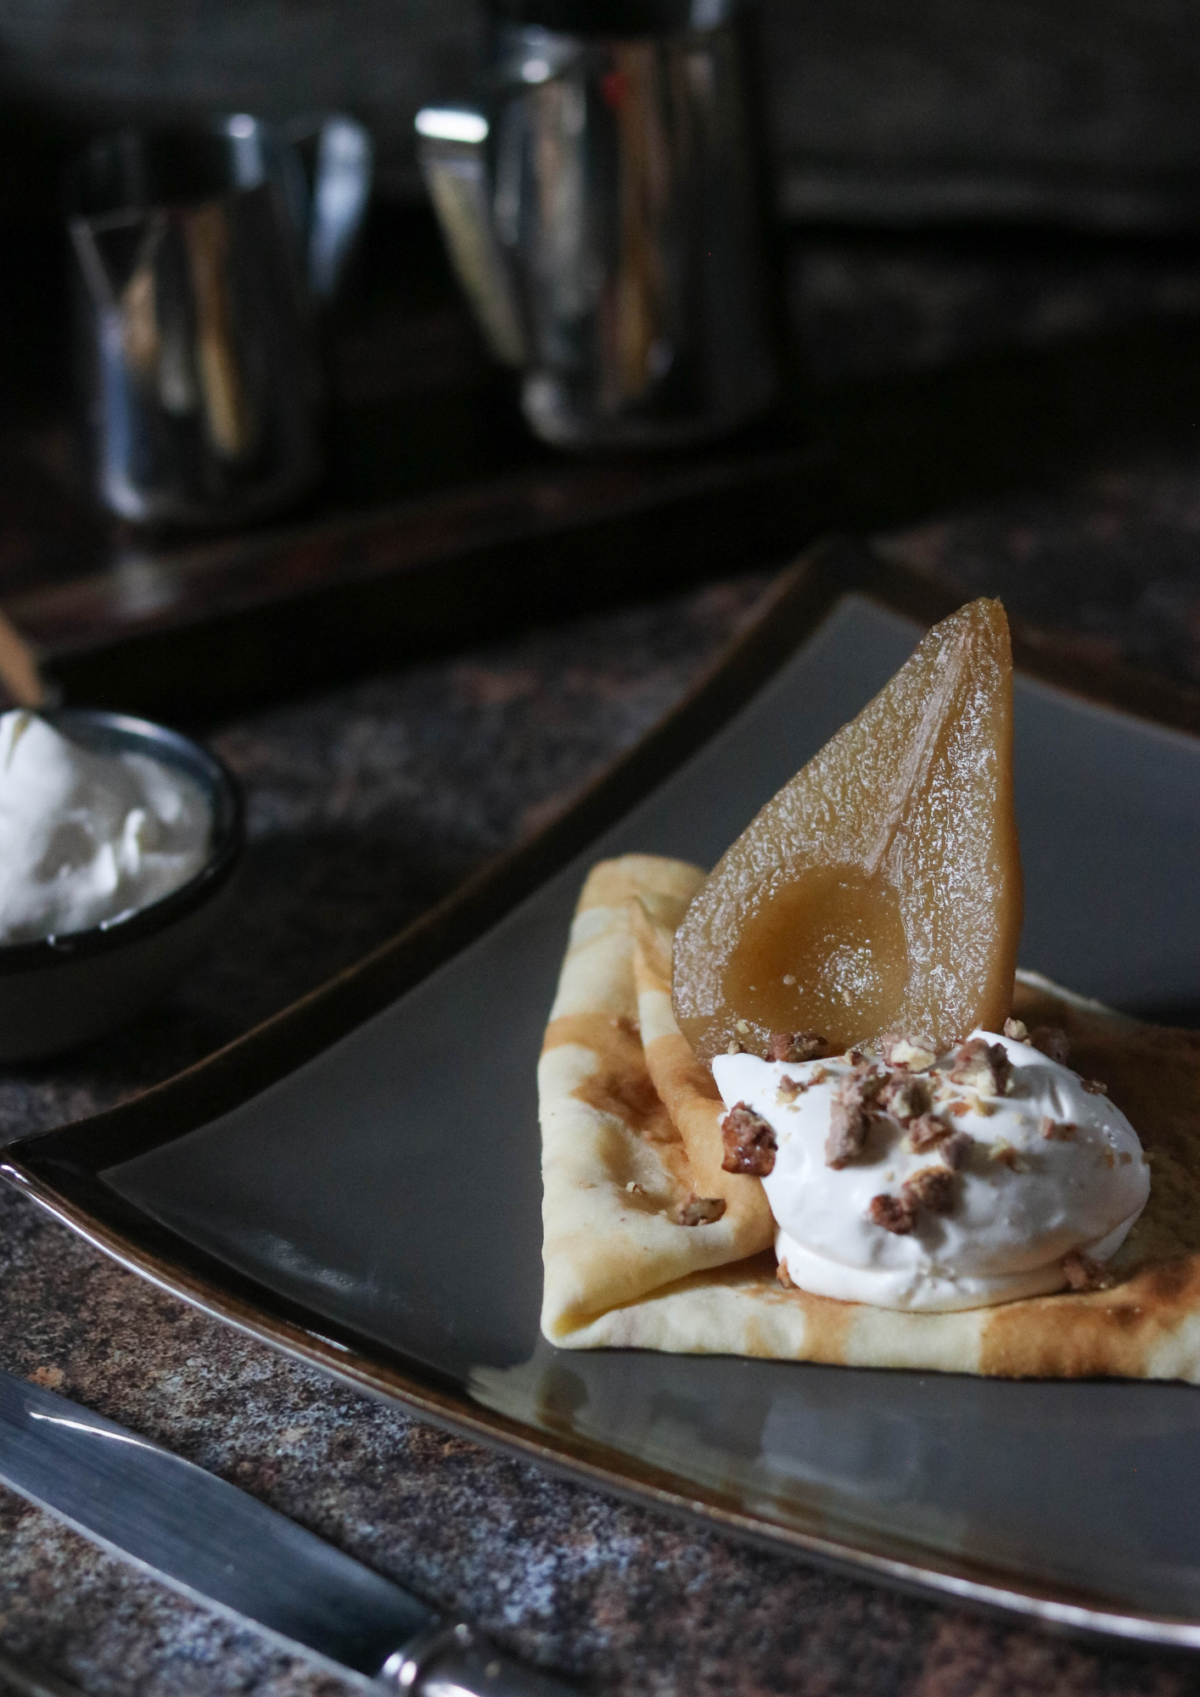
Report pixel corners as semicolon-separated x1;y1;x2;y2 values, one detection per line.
0;1367;574;1697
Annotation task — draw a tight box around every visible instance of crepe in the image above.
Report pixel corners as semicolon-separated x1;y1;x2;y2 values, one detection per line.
538;854;1200;1380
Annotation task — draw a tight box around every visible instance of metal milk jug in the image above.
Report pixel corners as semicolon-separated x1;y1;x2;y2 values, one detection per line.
417;1;779;450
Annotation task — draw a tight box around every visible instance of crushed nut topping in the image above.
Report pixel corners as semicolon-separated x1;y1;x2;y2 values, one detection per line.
939;1130;974;1170
625;1180;645;1195
721;1103;777;1176
1003;1017;1028;1041
880;1073;931;1122
989;1138;1025;1171
1081;1079;1108;1096
1029;1025;1069;1064
776;1259;797;1290
675;1195;727;1227
775;1074;804;1105
726;1038;743;1055
879;1033;936;1071
901;1165;958;1216
735;1019;751;1036
825;1078;874;1168
868;1192;917;1234
767;1030;827;1063
1040;1117;1077;1141
850;1065;887;1105
949;1036;1012;1096
1061;1248;1115;1292
907;1112;952;1152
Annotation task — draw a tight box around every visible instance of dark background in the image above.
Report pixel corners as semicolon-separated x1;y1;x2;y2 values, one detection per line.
4;0;1200;227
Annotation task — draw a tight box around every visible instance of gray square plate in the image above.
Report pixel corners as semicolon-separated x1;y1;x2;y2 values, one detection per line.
9;544;1200;1646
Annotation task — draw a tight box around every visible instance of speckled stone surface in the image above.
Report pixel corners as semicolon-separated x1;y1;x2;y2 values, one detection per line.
881;458;1200;689
8;482;1200;1697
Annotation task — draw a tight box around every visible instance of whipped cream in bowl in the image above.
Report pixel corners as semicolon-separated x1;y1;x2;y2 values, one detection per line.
0;709;212;943
713;1027;1150;1311
0;709;243;1060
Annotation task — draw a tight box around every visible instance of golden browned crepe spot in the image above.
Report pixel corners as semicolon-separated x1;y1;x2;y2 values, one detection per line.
545;1012;679;1144
730;1255;858;1362
979;1257;1200;1379
539;859;1200;1381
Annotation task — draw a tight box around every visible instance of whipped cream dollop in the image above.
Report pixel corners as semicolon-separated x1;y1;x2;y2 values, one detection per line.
0;710;211;944
712;1028;1150;1311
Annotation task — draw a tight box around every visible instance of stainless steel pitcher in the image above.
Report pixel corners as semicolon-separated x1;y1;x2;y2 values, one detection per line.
416;1;778;450
69;113;371;527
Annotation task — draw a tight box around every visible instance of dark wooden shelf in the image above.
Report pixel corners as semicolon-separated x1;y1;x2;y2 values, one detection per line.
6;201;1200;725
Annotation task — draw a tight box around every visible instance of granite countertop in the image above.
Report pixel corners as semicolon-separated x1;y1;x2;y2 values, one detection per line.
9;470;1200;1692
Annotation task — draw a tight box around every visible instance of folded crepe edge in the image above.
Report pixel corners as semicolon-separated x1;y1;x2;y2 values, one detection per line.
539;855;770;1340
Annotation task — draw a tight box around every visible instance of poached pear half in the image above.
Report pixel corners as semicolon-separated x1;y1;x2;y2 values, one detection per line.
672;597;1023;1064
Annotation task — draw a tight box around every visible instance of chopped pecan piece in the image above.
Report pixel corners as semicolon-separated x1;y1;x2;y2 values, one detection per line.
825;1081;872;1168
767;1030;827;1063
907;1112;952;1152
901;1165;958;1216
1041;1116;1077;1141
880;1073;932;1122
949;1036;1012;1096
1061;1249;1115;1292
1029;1024;1069;1064
939;1130;974;1171
721;1103;777;1176
775;1074;804;1105
879;1032;937;1071
675;1195;727;1227
868;1193;917;1234
1003;1017;1028;1041
989;1139;1025;1171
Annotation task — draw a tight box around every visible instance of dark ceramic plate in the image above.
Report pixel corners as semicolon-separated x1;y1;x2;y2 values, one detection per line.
8;540;1200;1647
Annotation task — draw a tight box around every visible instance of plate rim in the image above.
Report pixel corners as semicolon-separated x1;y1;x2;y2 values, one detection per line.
8;535;1200;1650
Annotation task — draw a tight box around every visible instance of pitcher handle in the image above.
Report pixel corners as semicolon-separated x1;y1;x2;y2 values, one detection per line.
415;106;527;367
277;113;373;304
304;115;374;302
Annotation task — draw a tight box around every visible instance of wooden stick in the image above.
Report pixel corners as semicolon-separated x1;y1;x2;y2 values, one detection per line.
0;605;46;708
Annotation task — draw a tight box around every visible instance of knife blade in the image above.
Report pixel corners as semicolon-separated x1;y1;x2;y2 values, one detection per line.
0;1368;573;1697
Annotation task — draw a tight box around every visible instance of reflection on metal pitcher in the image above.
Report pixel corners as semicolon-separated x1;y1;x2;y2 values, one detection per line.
417;2;778;450
69;113;371;528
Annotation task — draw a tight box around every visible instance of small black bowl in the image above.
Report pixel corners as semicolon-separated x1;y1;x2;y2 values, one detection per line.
0;710;244;1061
